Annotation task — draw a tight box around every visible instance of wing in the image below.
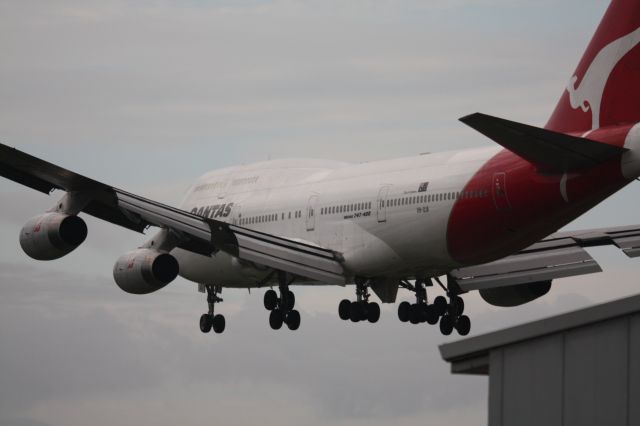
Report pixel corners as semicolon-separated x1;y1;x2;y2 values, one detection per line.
449;225;640;292
0;143;346;285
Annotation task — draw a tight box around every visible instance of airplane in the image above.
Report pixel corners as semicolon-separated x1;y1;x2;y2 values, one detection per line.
2;0;640;337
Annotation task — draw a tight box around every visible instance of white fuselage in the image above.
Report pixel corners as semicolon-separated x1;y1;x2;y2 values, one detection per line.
172;146;500;287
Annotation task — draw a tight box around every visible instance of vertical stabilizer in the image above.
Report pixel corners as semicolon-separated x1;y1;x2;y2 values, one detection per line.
546;0;640;133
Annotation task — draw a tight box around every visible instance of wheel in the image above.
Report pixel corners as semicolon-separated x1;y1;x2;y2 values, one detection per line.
398;301;411;322
420;304;429;323
338;299;351;320
264;289;278;311
433;296;448;316
359;301;369;321
409;304;421;324
212;314;225;334
439;314;454;336
284;291;295;311
199;313;212;333
425;304;439;325
455;315;471;336
286;310;301;330
269;309;284;330
367;302;380;323
349;301;363;322
449;296;464;317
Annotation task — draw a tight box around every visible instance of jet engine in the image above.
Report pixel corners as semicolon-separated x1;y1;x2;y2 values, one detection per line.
19;212;88;260
479;280;552;307
113;249;179;295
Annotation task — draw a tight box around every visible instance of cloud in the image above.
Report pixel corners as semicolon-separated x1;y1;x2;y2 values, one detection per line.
0;261;488;426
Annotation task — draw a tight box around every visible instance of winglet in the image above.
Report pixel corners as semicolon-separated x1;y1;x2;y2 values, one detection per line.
459;113;627;171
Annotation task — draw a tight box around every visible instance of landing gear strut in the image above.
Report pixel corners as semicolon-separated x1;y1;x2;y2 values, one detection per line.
338;277;381;323
263;271;301;331
398;277;471;336
199;285;225;334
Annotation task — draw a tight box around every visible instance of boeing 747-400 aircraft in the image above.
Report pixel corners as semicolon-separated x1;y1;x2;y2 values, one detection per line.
3;0;640;336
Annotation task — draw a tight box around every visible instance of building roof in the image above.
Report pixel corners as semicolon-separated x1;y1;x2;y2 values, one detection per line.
439;294;640;375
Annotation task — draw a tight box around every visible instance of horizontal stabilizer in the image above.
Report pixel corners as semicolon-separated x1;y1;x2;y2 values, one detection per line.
459;113;627;171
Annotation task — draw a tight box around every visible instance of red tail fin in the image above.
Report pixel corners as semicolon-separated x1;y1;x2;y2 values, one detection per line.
546;0;640;133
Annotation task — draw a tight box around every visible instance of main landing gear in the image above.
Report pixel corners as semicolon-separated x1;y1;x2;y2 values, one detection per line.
263;271;301;331
338;278;381;323
199;285;226;334
398;277;470;336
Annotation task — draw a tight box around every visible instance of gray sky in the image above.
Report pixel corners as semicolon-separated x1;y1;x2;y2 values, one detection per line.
2;0;639;425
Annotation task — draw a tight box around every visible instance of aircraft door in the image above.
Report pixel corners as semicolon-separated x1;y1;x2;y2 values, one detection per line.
306;195;318;231
377;185;391;223
231;204;241;225
492;172;511;211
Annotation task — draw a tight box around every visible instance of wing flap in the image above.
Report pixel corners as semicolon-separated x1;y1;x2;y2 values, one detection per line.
451;247;601;291
459;113;627;171
451;224;640;292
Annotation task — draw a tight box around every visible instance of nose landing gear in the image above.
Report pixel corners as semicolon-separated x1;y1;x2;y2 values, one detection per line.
199;284;225;334
338;278;381;323
263;271;301;331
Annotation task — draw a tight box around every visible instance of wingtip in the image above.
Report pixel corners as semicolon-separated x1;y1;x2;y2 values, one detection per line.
458;112;483;124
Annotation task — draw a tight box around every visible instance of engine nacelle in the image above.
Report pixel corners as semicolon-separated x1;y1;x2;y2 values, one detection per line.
113;249;179;295
19;213;88;260
479;280;552;307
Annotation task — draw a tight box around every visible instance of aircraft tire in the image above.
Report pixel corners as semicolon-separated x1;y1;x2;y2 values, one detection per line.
425;305;439;325
455;315;471;336
439;314;454;336
449;296;464;317
264;289;278;311
269;309;284;330
367;302;380;323
286;310;301;330
285;291;295;311
349;301;363;322
338;299;351;320
199;313;212;333
433;296;448;317
212;314;225;334
397;301;411;322
409;304;421;324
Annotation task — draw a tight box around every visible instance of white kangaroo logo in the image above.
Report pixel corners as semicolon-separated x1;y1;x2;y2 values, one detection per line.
567;27;640;130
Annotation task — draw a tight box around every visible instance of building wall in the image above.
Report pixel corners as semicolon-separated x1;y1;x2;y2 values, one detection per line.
488;313;640;426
